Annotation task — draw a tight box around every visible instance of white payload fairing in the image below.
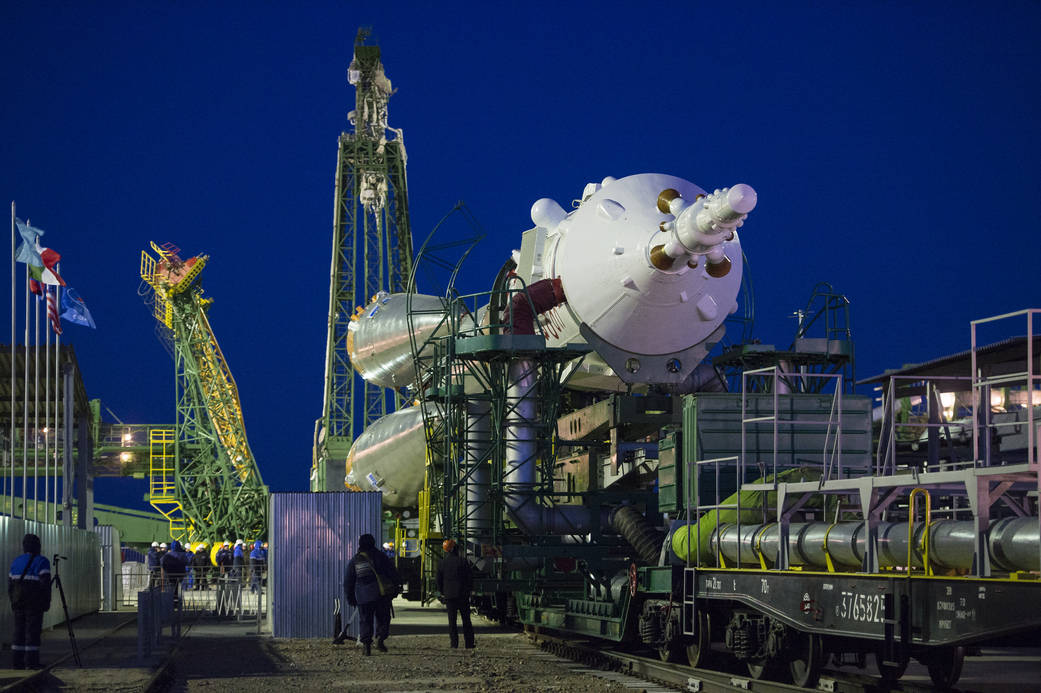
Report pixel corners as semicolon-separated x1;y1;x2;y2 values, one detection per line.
520;173;754;386
343;173;756;505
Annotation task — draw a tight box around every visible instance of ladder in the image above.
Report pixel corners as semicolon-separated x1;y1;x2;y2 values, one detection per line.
149;428;187;540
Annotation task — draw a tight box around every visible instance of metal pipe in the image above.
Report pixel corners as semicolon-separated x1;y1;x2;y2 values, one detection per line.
710;519;1040;573
988;517;1041;573
503;359;538;533
504;359;604;535
465;400;492;540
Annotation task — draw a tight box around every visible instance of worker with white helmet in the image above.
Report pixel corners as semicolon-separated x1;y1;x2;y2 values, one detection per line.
216;541;232;576
193;542;210;591
232;539;245;581
146;542;162;588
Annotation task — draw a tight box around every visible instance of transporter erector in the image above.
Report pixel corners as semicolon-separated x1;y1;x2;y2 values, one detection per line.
343;172;1041;690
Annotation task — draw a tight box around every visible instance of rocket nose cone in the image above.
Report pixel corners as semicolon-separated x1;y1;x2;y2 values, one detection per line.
727;184;757;214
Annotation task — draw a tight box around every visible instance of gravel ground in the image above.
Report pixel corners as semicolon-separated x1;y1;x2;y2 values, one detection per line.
169;632;631;692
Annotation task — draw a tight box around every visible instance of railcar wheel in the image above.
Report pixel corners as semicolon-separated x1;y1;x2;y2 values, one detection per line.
658;612;684;663
658;639;683;663
746;657;780;680
924;646;964;690
874;649;909;683
685;611;711;668
787;632;823;688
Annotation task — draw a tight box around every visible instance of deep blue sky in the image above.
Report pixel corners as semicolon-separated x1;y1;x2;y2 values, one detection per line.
2;3;1039;508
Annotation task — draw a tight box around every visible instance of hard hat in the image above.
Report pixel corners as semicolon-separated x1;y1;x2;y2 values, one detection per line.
235;539;244;546
151;542;159;548
382;542;392;550
223;541;230;547
198;542;207;549
442;539;456;553
160;542;168;549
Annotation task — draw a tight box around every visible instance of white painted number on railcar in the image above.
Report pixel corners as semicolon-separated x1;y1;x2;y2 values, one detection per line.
836;591;884;624
761;579;769;594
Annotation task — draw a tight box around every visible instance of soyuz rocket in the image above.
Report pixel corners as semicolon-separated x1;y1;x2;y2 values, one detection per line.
343;173;757;508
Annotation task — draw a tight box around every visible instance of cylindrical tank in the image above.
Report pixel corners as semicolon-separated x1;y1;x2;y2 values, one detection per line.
346;292;451;390
989;516;1041;572
529;173;754;384
344;403;437;508
705;519;1040;573
465;400;492;539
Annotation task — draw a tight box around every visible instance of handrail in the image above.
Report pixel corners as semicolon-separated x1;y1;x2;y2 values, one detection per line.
907;488;932;576
822;522;840;573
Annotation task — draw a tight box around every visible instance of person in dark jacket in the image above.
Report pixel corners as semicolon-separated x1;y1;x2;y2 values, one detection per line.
248;540;265;594
436;539;475;649
7;533;52;669
216;541;232;576
193;543;210;590
146;542;161;588
160;540;191;596
339;533;399;655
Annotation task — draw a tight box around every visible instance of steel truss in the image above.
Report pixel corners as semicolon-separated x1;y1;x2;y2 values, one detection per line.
141;243;267;543
315;28;414;491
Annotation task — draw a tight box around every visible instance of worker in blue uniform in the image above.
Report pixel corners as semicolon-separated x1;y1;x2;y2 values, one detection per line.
339;533;400;655
436;539;475;649
249;540;265;593
216;541;232;577
232;539;245;581
7;534;52;669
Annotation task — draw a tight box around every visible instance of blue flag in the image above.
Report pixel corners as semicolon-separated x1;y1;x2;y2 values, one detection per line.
14;218;44;265
60;288;96;329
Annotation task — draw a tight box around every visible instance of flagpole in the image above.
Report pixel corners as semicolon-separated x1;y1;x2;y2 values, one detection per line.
33;286;39;522
8;196;14;509
7;199;13;507
53;282;61;525
44;300;50;523
21;264;29;519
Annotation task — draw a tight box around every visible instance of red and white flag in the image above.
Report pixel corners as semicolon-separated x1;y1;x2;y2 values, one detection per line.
47;288;63;335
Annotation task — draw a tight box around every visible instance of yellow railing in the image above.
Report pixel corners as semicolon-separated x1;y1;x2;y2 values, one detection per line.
149;428;187;541
908;488;932;576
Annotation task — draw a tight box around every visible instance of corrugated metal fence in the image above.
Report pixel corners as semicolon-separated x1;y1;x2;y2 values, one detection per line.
94;525;122;611
0;517;100;645
269;492;381;638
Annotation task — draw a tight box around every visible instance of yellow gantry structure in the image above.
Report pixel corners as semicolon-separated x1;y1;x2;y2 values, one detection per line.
148;428;189;540
140;242;268;542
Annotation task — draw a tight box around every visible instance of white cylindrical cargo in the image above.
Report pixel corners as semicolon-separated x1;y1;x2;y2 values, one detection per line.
346;292;450;390
344;403;437;508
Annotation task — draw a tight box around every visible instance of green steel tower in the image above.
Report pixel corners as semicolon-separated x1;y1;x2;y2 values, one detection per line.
314;29;414;491
140;242;268;542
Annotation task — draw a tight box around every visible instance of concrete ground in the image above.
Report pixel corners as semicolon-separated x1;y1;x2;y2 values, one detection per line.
1;599;1038;692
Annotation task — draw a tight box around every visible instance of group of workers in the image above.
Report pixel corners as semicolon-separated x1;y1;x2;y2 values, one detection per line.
146;538;268;594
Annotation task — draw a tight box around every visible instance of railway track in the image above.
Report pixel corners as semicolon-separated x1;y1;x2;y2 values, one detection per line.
524;629;987;693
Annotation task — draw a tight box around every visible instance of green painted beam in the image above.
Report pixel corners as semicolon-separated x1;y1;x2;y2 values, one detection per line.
0;497;169;545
